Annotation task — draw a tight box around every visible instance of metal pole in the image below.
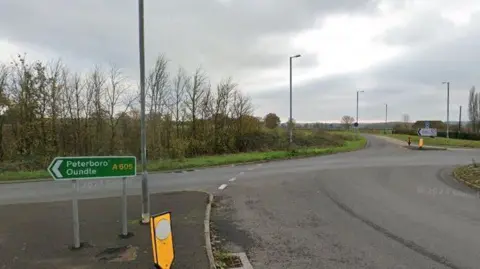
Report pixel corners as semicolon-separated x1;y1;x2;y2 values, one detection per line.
72;180;80;248
447;82;450;138
138;0;150;224
459;105;462;135
289;57;293;145
121;177;128;236
385;103;388;134
356;91;359;133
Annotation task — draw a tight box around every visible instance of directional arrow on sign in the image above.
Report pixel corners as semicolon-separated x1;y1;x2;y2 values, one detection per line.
51;160;63;178
418;128;437;137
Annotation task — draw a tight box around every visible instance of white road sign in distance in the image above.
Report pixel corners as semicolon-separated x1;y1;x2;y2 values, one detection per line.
417;128;437;137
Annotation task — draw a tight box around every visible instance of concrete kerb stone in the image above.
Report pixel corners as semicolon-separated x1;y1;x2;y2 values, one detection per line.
204;193;216;269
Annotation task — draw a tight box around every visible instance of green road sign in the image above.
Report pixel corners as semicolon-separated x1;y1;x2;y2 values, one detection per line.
48;156;137;180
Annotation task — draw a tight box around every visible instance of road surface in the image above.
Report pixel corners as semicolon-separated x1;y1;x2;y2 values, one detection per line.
213;135;480;269
2;135;480;268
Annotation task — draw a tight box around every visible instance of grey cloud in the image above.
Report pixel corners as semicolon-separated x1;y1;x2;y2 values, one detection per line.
0;0;378;81
378;11;457;46
252;12;480;122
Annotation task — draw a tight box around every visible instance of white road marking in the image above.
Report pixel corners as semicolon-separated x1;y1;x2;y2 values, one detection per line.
238;172;244;175
257;163;262;167
229;177;236;182
247;167;254;171
218;184;228;190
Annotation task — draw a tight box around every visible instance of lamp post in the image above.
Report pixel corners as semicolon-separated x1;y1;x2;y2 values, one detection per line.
356;90;364;132
289;54;301;145
458;105;462;136
385;103;388;134
442;81;450;138
138;0;150;224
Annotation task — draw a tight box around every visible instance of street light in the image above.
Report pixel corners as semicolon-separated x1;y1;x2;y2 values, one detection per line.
289;54;301;145
356;90;364;131
458;105;462;135
442;81;450;138
384;103;388;134
138;0;150;224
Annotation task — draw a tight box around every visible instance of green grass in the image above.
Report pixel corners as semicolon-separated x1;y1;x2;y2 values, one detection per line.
0;137;366;182
453;164;480;188
381;134;480;148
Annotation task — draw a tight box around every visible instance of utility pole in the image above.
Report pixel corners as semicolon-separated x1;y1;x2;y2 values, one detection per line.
289;54;301;146
443;81;450;138
138;0;150;224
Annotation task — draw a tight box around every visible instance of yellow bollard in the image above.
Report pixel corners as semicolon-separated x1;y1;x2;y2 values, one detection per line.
150;212;174;269
419;138;424;148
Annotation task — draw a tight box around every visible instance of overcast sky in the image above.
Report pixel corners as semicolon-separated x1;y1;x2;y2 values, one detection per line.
1;0;479;123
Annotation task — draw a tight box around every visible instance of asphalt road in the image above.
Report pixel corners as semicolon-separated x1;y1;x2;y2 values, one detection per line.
2;135;480;268
212;135;480;269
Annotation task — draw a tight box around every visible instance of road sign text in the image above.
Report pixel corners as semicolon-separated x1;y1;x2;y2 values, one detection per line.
48;156;137;180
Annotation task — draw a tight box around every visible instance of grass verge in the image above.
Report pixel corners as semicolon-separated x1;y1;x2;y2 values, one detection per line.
453;164;480;190
380;134;480;148
0;137;366;182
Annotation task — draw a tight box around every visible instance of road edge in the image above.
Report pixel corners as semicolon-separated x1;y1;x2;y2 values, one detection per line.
452;166;480;191
0;178;52;184
204;193;216;269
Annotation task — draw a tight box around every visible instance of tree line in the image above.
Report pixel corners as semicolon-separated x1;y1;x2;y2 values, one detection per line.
0;54;295;170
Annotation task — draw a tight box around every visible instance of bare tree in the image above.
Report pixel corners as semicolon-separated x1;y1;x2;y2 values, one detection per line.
46;59;64;154
231;88;253;133
185;67;207;138
86;65;106;153
105;65;135;154
147;55;170;116
170;67;189;138
341;115;355;129
64;71;85;154
146;56;170;158
213;77;236;152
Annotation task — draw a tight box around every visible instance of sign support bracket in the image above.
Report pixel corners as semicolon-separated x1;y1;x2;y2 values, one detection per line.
120;176;133;238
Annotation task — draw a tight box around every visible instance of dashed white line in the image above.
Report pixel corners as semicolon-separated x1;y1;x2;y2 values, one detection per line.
247;167;254;171
229;177;237;182
238;172;245;175
218;184;228;190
